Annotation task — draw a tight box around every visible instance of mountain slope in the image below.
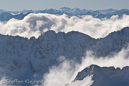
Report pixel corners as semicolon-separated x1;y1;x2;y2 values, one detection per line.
0;27;129;81
72;64;129;86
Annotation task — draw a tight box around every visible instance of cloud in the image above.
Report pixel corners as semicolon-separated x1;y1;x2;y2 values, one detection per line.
79;45;129;71
0;78;8;86
42;45;129;86
0;13;129;38
43;57;77;86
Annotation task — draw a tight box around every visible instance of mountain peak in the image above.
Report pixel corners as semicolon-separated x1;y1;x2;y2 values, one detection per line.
72;65;129;86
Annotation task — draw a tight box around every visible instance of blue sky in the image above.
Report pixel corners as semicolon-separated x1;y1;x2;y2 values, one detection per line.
0;0;129;11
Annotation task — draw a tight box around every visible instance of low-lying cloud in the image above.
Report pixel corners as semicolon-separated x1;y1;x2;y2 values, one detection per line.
0;13;129;38
43;45;129;86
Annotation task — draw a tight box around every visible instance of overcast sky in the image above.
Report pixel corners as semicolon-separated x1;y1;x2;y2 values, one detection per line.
0;0;129;11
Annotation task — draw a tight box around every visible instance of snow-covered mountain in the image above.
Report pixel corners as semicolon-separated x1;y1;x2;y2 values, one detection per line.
0;26;129;84
68;64;129;86
0;12;30;21
0;7;129;21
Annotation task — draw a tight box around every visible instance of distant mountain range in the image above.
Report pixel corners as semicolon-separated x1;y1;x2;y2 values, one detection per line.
0;7;129;21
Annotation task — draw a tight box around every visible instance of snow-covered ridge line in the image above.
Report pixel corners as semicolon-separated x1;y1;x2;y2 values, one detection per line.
0;26;129;57
75;64;129;81
67;64;129;86
68;64;129;86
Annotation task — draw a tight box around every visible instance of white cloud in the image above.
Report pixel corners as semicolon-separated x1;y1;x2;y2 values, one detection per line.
0;78;8;86
79;46;129;71
0;13;129;38
43;57;77;86
42;45;129;86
